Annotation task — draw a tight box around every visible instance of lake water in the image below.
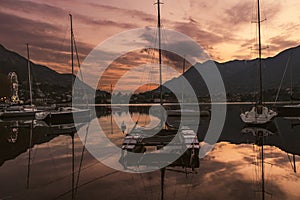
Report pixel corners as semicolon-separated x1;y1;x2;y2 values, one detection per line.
0;105;299;200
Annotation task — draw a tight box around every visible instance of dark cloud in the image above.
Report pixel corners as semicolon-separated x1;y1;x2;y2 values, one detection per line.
174;21;221;45
87;2;157;24
267;35;299;55
224;1;253;26
0;0;67;18
0;0;146;74
0;0;138;30
172;20;225;61
97;48;188;91
224;1;281;27
76;16;137;29
0;11;95;72
0;11;63;56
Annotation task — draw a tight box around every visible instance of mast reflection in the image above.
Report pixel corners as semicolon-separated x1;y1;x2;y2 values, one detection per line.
241;122;278;200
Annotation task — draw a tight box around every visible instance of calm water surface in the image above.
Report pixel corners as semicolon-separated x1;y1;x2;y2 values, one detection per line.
0;105;300;200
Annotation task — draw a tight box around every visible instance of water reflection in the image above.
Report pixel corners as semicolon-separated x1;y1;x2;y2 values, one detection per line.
0;105;299;199
284;117;300;128
241;123;277;200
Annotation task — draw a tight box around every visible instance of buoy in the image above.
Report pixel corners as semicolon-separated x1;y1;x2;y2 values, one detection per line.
121;121;126;134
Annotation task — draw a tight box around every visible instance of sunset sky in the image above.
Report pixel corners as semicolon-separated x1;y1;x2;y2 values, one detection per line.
1;0;299;91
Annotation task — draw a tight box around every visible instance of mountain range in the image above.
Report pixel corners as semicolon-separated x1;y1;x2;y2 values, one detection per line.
163;45;300;101
0;43;299;102
0;44;97;102
0;44;73;89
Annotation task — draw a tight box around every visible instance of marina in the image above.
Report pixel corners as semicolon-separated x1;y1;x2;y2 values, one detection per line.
0;0;300;199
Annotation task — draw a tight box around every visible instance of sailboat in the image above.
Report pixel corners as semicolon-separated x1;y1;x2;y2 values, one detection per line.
35;14;90;124
240;0;277;124
0;44;39;119
120;0;199;170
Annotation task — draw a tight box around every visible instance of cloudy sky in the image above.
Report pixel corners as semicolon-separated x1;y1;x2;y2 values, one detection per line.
1;0;299;91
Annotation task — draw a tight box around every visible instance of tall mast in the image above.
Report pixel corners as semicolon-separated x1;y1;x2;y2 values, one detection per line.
257;0;263;105
26;43;33;106
155;0;163;105
70;14;74;94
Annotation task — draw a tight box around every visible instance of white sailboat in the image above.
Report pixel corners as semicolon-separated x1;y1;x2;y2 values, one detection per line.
240;0;277;124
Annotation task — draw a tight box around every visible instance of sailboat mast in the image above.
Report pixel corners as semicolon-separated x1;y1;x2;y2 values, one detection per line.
70;14;74;94
156;0;163;105
257;0;263;105
26;43;33;106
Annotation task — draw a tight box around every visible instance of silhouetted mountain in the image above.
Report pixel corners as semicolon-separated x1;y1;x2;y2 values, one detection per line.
0;44;73;87
163;45;300;100
0;44;104;103
1;43;300;103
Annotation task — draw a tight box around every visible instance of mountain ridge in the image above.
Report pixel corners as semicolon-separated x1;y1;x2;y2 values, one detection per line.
1;43;300;102
162;44;300;101
0;44;99;103
0;44;72;86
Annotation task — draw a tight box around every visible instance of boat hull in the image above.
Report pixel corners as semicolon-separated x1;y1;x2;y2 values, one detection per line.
36;108;91;125
240;106;277;125
0;106;39;120
120;127;200;169
0;111;36;119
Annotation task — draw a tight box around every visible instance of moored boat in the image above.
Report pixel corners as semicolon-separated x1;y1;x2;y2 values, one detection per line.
240;0;277;124
35;107;90;124
0;105;38;119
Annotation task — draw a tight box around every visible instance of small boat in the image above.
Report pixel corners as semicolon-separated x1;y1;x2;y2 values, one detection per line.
0;105;38;119
35;106;91;124
120;126;199;168
240;0;277;124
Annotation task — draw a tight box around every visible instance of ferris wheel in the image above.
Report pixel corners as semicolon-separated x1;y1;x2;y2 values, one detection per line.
8;72;20;103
